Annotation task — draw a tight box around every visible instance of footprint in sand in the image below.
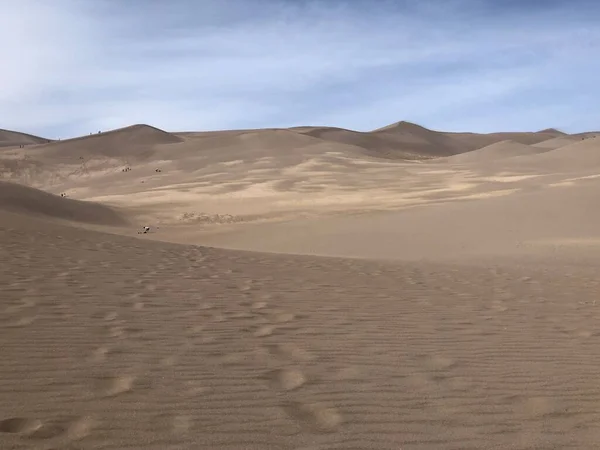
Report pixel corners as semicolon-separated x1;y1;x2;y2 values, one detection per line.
103;311;118;321
62;416;95;441
251;301;268;311
254;325;276;337
106;324;126;338
95;374;137;397
283;402;342;433
228;311;254;320
269;343;316;362
199;303;215;311
0;417;43;434
422;355;456;371
0;416;94;441
268;368;307;391
133;279;157;292
576;330;594;338
239;283;253;293
31;416;94;441
187;324;205;335
273;312;295;324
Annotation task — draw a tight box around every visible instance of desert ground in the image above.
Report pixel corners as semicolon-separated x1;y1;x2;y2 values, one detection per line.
2;121;600;449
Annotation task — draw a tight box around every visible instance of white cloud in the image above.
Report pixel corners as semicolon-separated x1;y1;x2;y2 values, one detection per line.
1;0;599;137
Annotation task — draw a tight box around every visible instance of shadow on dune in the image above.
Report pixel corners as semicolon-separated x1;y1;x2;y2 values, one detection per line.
0;181;128;226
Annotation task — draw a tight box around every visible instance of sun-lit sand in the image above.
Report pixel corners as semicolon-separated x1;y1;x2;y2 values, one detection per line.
2;122;600;449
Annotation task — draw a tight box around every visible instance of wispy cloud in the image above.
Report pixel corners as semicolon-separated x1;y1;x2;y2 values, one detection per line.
2;0;599;138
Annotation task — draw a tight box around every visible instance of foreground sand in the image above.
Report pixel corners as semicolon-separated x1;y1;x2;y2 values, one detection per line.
4;210;600;449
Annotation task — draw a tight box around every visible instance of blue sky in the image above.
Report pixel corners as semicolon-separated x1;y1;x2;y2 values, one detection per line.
2;0;599;138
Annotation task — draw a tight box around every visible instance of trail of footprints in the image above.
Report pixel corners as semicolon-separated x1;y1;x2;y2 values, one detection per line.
241;292;344;434
1;279;98;444
0;262;549;447
0;415;95;442
1;272;348;446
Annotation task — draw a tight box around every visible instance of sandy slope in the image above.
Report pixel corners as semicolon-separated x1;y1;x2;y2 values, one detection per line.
297;122;464;159
4;120;600;448
5;209;600;449
0;129;51;148
505;137;600;172
0;181;127;226
0;121;582;223
531;135;585;150
441;139;550;164
192;176;600;262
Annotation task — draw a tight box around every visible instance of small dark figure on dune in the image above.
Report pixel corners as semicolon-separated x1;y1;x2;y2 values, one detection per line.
138;226;151;234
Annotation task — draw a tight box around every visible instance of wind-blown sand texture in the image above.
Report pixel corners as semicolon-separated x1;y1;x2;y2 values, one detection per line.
2;121;600;449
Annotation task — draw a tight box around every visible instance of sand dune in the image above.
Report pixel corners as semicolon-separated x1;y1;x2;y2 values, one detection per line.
0;181;127;225
1;120;596;223
297;124;462;159
0;121;573;180
441;139;550;164
375;121;565;154
506;136;600;172
445;130;561;149
4;120;600;448
213;128;326;155
0;125;185;188
536;127;566;135
25;124;182;161
531;135;587;150
0;129;51;148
